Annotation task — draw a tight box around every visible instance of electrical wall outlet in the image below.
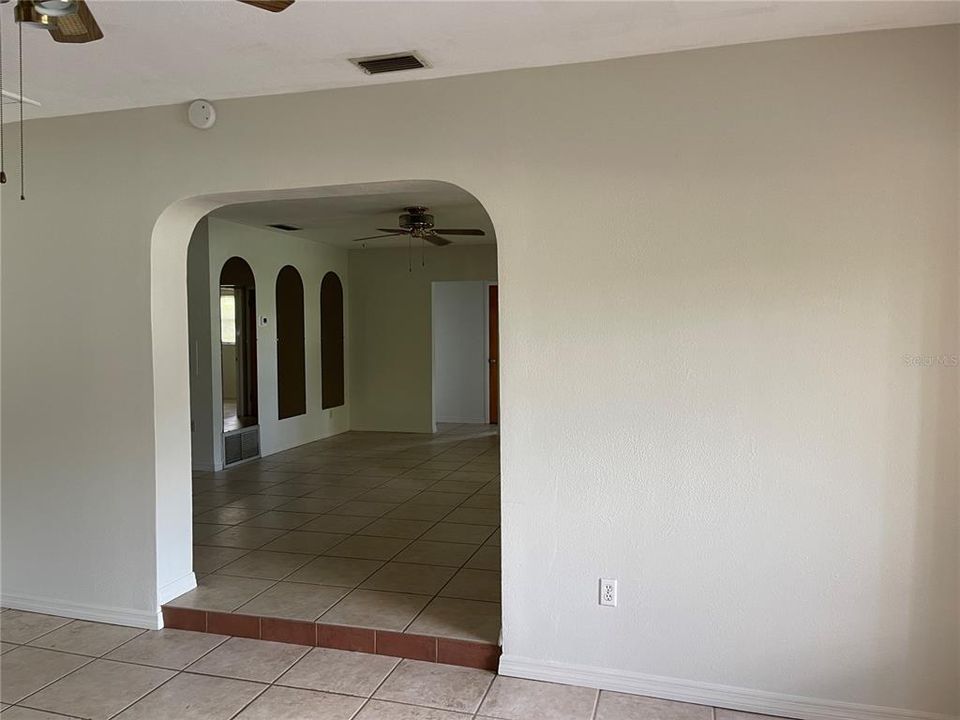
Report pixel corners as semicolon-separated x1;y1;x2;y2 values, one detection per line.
599;578;618;607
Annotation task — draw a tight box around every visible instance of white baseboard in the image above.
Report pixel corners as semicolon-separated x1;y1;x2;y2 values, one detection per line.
498;655;957;720
1;591;163;630
158;571;197;608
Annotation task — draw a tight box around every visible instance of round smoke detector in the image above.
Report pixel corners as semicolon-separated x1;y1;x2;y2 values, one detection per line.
188;100;216;130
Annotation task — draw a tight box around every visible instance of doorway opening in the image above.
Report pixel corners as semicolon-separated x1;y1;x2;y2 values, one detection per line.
431;281;499;427
162;180;502;671
220;257;259;433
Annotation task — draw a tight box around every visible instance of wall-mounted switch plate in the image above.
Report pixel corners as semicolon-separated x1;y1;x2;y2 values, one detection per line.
600;578;618;607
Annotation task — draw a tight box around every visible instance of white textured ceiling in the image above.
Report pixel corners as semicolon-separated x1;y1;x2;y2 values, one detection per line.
210;179;495;248
4;0;958;119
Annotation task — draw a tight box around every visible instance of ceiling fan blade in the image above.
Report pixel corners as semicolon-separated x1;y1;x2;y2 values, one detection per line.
432;228;486;236
351;232;406;242
236;0;295;11
49;0;103;43
425;234;453;247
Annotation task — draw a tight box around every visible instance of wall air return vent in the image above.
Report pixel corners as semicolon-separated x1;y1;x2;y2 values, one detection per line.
224;426;260;467
350;53;427;75
268;223;301;232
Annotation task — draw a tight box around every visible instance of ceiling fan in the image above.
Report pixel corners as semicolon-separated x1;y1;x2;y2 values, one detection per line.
6;0;294;44
350;206;486;247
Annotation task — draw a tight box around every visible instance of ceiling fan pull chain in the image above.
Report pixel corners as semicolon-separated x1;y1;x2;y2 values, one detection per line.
0;4;5;185
421;237;425;268
18;16;24;200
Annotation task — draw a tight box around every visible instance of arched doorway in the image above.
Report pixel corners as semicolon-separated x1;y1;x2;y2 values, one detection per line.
219;257;259;432
152;182;504;657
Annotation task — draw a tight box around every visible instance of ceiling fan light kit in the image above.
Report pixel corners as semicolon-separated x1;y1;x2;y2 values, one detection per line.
32;0;76;17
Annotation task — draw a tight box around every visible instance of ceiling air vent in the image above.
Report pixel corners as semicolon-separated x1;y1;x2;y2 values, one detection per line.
350;53;426;75
268;223;301;232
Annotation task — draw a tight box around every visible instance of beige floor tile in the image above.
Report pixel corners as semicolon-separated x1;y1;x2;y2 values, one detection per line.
360;562;457;595
261;531;349;554
358;489;422;504
201;526;288;549
416;461;467;471
194;546;249;574
387;504;453;522
334;476;386;488
21;659;174;720
0;708;83;719
406;598;501;643
299;515;374;534
286;556;383;587
429;480;486;494
421;523;496;544
328;501;400;518
240;511;318;530
479;677;598;720
194;523;232;542
306;487;367;501
416;491;473;507
238;582;348;621
358;518;435;539
233;686;364;719
260;482;318;497
383;478;439;491
187;637;309;682
715;710;785;720
274;498;345;514
0;611;72;644
595;692;712;720
400;468;453;481
194;507;264;525
459;494;500;509
223;494;290;511
439;569;501;603
465;547;500;571
216;550;314;580
165;574;275;612
113;672;266;720
374;659;494;713
0;647;91;704
326;535;411;561
443;508;500;526
278;647;399;696
446;471;497;482
106;628;229;670
394;541;476;567
356;700;472;720
29;620;145;657
319;589;430;631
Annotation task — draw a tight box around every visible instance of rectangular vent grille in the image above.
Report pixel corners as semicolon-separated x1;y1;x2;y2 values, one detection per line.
224;427;260;467
224;434;243;465
268;223;301;232
351;53;426;75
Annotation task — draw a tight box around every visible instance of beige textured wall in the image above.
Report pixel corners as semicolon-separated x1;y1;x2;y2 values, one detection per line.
348;244;498;433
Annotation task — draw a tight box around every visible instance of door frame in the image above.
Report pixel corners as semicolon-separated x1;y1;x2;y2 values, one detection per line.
484;280;499;424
